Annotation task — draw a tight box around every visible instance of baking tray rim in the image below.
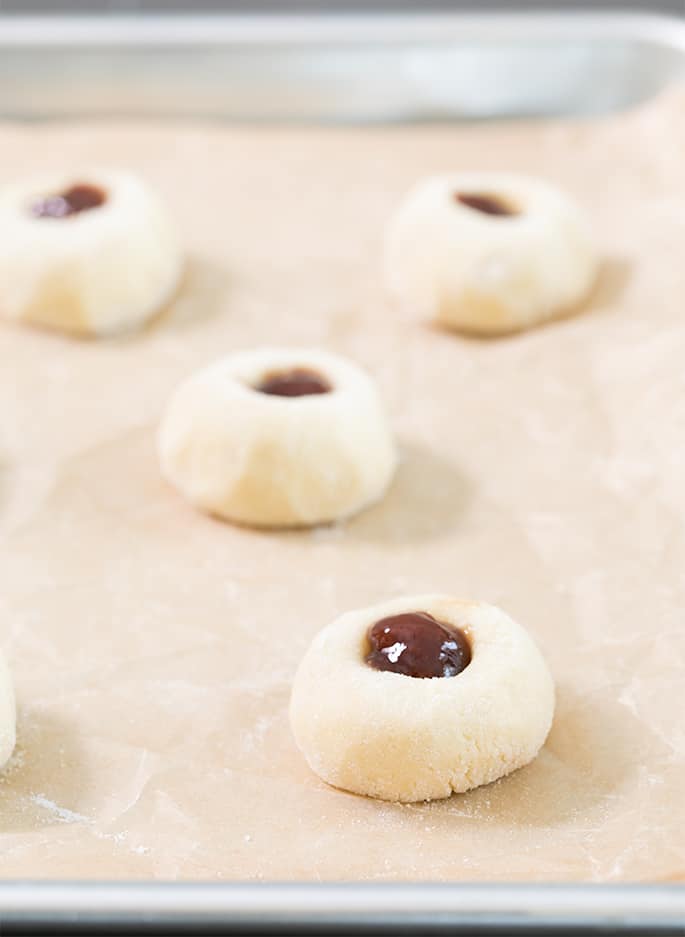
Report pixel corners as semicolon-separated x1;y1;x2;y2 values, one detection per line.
0;882;682;930
2;8;685;125
0;8;684;48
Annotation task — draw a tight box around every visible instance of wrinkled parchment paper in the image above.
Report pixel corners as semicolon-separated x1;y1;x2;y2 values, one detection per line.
0;89;684;882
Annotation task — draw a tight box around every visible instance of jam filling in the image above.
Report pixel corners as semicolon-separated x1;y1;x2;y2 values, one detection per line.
256;368;331;397
455;192;518;217
366;611;471;678
31;183;107;219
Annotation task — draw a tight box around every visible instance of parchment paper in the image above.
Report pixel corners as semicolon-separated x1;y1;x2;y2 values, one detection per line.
0;88;684;882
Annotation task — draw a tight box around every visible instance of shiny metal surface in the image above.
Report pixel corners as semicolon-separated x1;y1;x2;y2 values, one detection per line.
0;882;683;932
0;12;684;122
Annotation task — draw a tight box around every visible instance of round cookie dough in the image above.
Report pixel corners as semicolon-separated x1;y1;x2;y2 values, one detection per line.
384;172;598;335
0;170;182;337
158;348;397;528
0;650;16;771
290;594;555;802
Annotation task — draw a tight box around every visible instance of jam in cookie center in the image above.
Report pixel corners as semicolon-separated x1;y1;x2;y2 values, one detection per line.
256;368;331;397
31;183;107;219
455;192;519;217
366;611;471;678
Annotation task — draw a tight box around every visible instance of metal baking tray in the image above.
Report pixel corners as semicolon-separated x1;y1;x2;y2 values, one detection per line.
0;9;684;935
1;10;685;122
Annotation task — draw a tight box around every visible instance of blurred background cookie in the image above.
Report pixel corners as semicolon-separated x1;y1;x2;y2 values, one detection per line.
0;169;182;337
384;172;598;335
158;347;397;528
0;650;15;772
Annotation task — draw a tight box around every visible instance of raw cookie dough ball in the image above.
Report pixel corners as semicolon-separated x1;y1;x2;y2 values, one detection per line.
290;595;555;802
0;650;15;770
158;348;397;528
384;172;598;335
0;170;182;337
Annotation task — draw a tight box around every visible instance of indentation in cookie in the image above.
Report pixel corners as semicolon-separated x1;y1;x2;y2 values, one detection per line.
455;192;519;217
31;183;107;219
365;611;471;678
255;368;331;398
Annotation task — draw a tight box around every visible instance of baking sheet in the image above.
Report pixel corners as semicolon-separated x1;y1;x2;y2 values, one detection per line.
3;11;685;123
0;89;684;883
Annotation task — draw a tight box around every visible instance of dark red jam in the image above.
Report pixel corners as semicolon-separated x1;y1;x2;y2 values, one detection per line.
31;183;107;219
455;192;518;217
366;611;471;678
256;369;331;397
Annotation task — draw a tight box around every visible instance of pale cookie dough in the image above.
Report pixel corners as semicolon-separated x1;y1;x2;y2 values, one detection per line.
0;650;15;771
384;172;598;335
158;348;397;528
0;170;182;337
290;594;555;802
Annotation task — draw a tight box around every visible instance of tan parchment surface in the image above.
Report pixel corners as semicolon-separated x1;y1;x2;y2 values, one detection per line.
0;90;684;882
